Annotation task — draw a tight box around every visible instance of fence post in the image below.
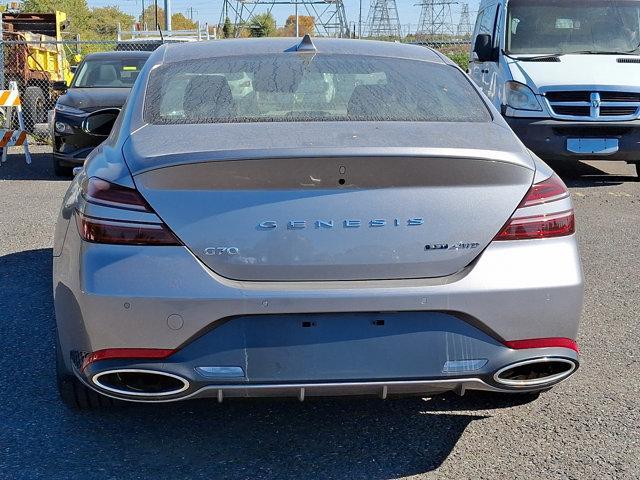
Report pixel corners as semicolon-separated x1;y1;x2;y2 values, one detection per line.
0;12;4;90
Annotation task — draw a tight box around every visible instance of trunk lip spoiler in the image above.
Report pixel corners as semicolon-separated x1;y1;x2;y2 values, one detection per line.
127;147;535;177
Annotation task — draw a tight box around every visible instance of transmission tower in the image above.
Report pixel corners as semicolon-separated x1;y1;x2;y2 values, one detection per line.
456;3;473;37
221;0;349;38
365;0;401;39
415;0;457;37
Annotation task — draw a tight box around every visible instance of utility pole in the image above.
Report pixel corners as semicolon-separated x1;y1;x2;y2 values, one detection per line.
295;0;299;37
164;0;172;30
358;0;362;38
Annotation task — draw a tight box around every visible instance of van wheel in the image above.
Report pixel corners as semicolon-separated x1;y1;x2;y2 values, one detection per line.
56;337;118;409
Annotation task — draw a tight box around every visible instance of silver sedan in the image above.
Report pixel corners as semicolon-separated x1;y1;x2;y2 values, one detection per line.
53;36;582;408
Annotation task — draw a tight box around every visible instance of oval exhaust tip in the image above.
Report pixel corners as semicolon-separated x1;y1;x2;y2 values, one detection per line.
494;357;576;387
92;369;189;397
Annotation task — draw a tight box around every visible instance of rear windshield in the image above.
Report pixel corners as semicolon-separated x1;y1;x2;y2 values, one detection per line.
144;54;491;124
72;58;148;88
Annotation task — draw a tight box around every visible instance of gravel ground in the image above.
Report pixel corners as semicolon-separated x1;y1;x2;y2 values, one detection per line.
1;147;638;479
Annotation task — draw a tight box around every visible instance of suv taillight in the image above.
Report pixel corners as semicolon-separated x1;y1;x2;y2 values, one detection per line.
76;177;180;246
495;174;575;241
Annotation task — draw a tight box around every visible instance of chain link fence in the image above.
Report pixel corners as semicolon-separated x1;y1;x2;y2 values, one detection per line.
0;39;159;141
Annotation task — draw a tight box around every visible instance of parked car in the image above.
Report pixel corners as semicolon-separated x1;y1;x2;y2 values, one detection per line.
51;50;151;176
469;0;640;175
53;37;583;409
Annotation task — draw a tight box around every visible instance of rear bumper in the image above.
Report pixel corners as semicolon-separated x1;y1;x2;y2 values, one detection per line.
75;319;579;401
54;222;583;401
505;117;640;162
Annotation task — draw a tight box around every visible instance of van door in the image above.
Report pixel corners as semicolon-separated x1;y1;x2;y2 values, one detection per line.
470;4;502;106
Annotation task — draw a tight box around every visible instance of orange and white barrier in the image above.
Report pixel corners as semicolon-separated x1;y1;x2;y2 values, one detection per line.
0;129;27;147
0;81;31;165
0;89;21;107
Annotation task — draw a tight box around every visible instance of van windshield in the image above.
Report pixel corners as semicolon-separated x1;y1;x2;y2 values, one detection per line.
506;0;640;55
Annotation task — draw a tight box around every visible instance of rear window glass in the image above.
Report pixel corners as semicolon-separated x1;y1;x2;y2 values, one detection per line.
144;54;491;124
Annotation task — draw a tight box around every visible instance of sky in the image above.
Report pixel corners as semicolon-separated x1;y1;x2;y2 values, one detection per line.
88;0;480;33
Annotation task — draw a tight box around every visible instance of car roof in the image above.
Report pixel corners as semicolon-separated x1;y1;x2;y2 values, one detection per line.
83;50;152;60
160;37;448;64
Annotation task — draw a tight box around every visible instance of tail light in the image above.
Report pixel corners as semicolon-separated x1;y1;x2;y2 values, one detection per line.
495;174;574;241
77;177;180;246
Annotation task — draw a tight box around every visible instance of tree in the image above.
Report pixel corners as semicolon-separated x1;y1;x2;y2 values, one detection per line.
90;6;135;38
140;4;165;29
249;12;276;37
21;0;133;48
222;17;234;38
171;12;197;30
139;6;196;31
279;15;315;36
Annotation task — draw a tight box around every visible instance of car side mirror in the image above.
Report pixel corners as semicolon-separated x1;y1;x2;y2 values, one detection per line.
474;34;498;62
52;80;68;92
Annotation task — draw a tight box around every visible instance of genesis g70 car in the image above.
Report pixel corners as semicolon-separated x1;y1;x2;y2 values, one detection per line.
53;36;583;408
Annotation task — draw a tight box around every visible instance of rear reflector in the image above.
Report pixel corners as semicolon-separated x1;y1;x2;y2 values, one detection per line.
495;210;575;240
504;338;579;353
81;348;176;371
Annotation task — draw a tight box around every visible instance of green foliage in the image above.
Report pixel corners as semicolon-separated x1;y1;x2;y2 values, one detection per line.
22;0;132;41
249;12;276;37
222;17;234;38
446;52;470;71
89;6;135;38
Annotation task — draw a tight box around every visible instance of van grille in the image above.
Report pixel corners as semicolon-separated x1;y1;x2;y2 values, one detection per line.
545;91;640;120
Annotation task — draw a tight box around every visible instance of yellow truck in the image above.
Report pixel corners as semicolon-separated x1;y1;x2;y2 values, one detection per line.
2;11;77;130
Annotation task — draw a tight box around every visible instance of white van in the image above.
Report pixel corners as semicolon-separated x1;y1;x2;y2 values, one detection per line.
469;0;640;175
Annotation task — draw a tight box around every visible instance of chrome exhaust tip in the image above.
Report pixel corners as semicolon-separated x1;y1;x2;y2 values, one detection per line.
494;357;577;387
92;369;189;397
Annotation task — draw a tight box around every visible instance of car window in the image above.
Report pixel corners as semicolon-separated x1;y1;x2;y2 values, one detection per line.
145;54;491;124
73;58;148;88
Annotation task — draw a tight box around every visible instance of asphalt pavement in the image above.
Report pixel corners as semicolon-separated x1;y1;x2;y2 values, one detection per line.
1;147;638;479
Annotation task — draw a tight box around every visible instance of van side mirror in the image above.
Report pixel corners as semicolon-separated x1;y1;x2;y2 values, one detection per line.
474;34;498;62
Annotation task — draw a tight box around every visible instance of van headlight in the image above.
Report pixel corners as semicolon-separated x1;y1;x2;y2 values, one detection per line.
504;81;542;111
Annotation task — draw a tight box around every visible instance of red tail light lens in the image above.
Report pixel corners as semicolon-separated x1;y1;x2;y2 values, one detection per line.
76;214;181;245
518;174;569;207
496;174;574;241
78;177;180;245
82;177;151;211
495;210;575;240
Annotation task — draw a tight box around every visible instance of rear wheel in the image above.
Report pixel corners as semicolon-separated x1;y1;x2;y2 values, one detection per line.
56;337;117;409
22;86;47;132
